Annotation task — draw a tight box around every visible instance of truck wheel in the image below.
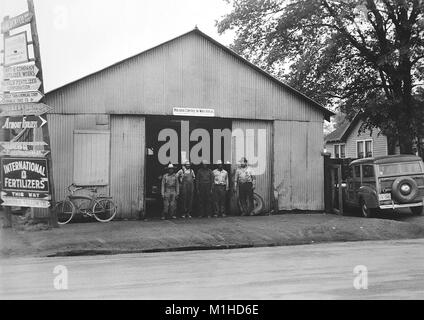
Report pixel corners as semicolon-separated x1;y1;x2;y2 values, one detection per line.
360;199;376;218
411;206;423;215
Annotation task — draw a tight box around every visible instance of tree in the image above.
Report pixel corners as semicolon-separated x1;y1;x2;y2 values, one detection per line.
217;0;424;154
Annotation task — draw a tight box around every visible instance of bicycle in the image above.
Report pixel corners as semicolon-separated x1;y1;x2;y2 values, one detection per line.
54;183;117;225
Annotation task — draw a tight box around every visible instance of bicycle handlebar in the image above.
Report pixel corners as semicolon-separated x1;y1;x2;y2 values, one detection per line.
66;183;98;194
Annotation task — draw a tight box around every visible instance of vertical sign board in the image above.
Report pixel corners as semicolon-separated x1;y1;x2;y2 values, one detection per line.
4;32;29;67
1;157;50;207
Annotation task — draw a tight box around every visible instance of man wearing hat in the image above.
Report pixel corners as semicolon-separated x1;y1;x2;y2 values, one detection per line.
161;163;179;220
177;160;195;218
234;157;256;216
212;160;229;217
196;160;214;218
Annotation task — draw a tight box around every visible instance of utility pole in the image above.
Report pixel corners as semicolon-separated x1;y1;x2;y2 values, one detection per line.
27;0;58;227
1;16;13;228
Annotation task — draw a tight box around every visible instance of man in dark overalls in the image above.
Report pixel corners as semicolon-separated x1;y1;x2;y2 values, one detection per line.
177;161;195;219
234;157;256;216
196;160;213;218
161;164;179;220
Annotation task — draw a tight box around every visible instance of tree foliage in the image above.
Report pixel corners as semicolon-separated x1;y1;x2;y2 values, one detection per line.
217;0;424;153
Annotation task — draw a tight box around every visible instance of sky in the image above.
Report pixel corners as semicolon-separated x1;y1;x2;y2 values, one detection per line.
0;0;235;92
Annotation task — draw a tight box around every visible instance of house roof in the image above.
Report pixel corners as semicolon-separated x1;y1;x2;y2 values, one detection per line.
324;114;361;143
46;28;335;121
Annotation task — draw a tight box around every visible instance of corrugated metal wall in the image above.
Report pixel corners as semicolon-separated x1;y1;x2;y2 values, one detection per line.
45;32;324;123
73;130;110;186
273;120;324;210
232;120;273;212
110;116;145;219
47;114;110;202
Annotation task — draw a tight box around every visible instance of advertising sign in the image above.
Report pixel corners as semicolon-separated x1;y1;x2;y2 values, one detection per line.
1;11;33;33
0;103;52;117
4;32;29;67
0;115;47;129
1;157;50;203
0;91;43;104
1;77;41;92
3;63;39;79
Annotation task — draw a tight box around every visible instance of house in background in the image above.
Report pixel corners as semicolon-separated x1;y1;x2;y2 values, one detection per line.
325;115;388;159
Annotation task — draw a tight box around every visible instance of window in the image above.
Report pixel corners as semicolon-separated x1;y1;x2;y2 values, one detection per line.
333;144;346;159
378;162;423;176
362;165;375;178
354;166;361;178
73;130;110;186
365;141;372;158
357;140;372;158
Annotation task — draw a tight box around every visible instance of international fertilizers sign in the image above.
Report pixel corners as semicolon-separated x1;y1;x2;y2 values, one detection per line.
1;158;50;206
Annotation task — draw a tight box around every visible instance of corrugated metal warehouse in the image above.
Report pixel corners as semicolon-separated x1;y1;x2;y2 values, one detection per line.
42;28;334;219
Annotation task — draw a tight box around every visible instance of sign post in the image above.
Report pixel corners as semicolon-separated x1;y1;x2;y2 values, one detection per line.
26;0;57;227
0;1;58;228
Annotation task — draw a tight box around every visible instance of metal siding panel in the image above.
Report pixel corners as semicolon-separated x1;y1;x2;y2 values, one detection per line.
273;121;293;210
110;116;145;219
232;120;273;212
46;33;324;123
273;120;324;211
73;131;110;186
48;114;75;201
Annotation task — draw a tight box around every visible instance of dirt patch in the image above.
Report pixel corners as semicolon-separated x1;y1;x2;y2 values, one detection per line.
2;213;424;258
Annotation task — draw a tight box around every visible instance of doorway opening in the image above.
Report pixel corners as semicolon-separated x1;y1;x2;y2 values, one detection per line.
145;116;232;218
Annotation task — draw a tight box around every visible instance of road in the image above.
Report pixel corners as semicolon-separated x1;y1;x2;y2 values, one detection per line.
1;239;424;299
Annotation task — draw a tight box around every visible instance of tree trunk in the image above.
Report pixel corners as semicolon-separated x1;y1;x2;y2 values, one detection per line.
398;133;414;155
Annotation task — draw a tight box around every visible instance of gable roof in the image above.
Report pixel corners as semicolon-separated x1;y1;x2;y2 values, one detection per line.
324;114;361;143
46;28;334;121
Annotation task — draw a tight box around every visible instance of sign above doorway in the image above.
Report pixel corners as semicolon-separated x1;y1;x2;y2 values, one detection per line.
173;107;215;117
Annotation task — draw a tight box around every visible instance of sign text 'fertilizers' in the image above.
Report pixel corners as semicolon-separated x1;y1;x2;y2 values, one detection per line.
1;11;33;33
3;63;39;79
1;115;47;129
0;91;44;104
1;77;41;92
0;103;52;117
1;158;50;195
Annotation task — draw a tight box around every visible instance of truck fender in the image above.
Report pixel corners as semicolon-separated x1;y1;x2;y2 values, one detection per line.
358;186;379;208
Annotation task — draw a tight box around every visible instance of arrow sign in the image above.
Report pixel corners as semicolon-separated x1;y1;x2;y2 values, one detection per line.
1;78;42;92
1;11;34;33
0;149;50;157
0;91;44;104
3;63;39;79
1;197;50;208
0;115;47;130
0;103;53;117
0;141;48;150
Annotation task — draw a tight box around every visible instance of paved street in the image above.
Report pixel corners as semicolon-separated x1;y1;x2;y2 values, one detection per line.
1;238;424;299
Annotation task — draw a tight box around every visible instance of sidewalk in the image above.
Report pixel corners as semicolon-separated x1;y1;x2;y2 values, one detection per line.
2;212;424;258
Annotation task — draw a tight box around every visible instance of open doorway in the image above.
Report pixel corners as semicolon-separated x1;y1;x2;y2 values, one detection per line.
145;116;232;218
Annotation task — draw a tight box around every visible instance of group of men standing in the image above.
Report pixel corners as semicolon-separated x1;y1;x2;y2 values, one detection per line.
160;157;255;220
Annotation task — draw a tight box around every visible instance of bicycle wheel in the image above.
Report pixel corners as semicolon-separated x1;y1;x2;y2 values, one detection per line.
54;200;75;225
93;199;117;222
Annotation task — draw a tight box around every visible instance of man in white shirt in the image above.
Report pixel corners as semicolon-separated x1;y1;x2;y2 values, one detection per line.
212;160;229;217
